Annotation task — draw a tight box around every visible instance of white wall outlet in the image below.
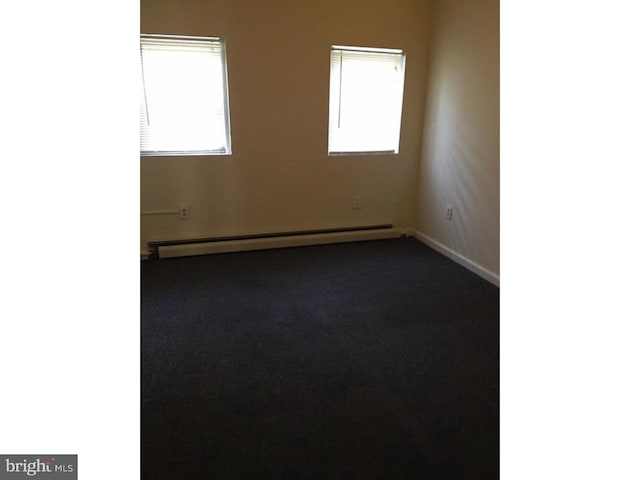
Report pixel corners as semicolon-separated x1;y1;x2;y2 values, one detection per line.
446;204;453;220
178;203;190;220
353;195;363;210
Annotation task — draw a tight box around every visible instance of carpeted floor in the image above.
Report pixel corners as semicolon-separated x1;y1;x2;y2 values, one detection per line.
141;237;499;479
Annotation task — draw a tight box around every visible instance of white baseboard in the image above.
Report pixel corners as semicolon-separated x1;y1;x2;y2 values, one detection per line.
407;229;499;286
142;229;499;286
152;228;404;259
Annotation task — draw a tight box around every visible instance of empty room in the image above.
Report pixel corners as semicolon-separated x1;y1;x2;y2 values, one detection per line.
140;0;499;478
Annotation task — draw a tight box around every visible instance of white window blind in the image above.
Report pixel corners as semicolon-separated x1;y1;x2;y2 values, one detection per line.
140;35;231;156
328;46;406;154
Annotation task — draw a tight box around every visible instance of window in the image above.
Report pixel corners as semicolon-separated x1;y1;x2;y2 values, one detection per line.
328;46;406;155
140;35;232;156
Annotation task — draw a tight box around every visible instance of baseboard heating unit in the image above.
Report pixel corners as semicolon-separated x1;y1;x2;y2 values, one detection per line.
146;224;401;260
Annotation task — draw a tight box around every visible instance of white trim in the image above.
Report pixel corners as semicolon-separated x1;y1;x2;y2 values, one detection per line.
407;229;500;286
154;229;403;259
332;45;403;54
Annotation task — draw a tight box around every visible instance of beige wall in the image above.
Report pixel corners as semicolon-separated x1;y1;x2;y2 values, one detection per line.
140;0;432;250
416;0;500;277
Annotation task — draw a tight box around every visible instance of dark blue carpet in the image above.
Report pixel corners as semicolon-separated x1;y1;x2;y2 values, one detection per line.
141;238;499;479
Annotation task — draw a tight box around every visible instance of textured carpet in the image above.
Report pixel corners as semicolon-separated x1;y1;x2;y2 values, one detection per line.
141;238;499;479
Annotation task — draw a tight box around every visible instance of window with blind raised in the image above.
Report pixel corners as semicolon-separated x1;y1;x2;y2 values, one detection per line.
328;46;406;155
140;35;232;156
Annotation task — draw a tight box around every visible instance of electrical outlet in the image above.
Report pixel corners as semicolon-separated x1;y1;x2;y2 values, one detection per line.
446;204;453;220
178;203;190;220
353;195;363;210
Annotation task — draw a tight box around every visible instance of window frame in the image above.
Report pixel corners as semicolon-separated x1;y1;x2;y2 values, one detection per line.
140;34;233;157
327;45;406;156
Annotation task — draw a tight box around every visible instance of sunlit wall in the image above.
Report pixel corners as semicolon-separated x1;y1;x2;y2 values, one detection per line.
416;0;500;278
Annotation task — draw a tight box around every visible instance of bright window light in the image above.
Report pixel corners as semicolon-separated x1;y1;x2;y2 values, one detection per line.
328;45;406;155
140;35;232;156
